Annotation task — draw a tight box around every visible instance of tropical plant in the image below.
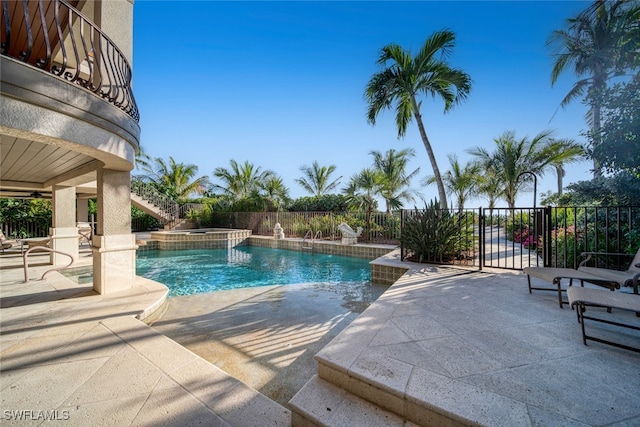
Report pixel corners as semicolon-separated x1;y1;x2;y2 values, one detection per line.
477;169;503;211
468;130;585;210
547;138;586;196
211;160;275;200
365;29;472;209
370;148;420;213
295;161;342;196
140;156;210;203
260;176;290;212
288;194;350;212
547;0;640;175
563;172;640;206
343;168;382;239
423;154;480;212
401;199;475;264
588;75;640;175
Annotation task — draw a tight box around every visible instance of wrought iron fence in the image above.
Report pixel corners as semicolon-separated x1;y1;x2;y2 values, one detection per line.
398;206;639;271
1;0;139;120
206;211;400;244
544;206;640;270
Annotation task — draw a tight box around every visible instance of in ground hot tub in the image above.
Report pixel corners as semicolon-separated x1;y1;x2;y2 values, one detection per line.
147;228;251;250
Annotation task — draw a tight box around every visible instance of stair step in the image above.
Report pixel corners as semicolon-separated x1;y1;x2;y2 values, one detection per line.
289;375;416;427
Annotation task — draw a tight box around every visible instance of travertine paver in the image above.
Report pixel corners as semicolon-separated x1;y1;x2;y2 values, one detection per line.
294;261;640;426
0;251;290;427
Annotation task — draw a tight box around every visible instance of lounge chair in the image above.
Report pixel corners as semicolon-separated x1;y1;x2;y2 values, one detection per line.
523;266;619;308
0;229;18;253
568;286;640;353
577;248;640;289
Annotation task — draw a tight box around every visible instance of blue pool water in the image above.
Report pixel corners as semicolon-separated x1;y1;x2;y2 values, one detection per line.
136;246;371;297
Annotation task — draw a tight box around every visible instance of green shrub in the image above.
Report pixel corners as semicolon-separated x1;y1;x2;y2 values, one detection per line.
401;200;476;264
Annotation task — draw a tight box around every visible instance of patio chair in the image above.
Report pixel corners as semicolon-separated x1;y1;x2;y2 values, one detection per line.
0;229;18;253
577;248;640;290
77;222;92;247
523;266;619;308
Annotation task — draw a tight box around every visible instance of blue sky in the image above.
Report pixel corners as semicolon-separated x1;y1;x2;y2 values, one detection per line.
133;1;592;207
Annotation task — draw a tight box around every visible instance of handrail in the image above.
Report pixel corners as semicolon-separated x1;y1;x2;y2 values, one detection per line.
23;246;75;283
130;177;179;226
1;0;139;121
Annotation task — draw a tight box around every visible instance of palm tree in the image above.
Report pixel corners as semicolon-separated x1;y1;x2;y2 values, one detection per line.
547;138;586;196
260;176;290;212
134;145;152;171
477;169;503;212
370;148;420;214
547;0;640;176
365;29;472;209
212;160;275;199
343;168;383;239
423;155;480;212
468;130;584;210
295;161;342;196
141;156;210;203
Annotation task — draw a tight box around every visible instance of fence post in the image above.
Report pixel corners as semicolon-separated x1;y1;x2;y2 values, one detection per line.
478;207;484;271
400;209;405;261
544;206;552;267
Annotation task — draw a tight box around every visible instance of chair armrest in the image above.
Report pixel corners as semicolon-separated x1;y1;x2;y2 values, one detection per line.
634;264;640;295
579;251;630;267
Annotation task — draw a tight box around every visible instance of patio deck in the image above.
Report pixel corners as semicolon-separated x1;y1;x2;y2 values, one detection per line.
1;246;639;426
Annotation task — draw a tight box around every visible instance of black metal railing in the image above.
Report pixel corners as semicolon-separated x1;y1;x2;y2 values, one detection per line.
130;178;179;226
398;206;639;271
545;206;640;270
1;0;139;121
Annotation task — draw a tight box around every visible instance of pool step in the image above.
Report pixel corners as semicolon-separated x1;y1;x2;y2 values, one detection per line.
289;375;416;427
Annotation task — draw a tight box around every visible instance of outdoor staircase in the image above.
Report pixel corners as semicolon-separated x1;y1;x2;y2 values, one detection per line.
130;179;181;230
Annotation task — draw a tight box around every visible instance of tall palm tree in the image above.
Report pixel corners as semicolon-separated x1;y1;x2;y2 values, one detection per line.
468;130;584;210
295;161;342;196
365;29;472;209
547;0;640;176
212;160;274;199
547;138;586;196
142;156;210;203
423;155;480;212
370;148;420;213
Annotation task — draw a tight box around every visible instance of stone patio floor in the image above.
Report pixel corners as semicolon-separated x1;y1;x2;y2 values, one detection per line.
1;246;639;426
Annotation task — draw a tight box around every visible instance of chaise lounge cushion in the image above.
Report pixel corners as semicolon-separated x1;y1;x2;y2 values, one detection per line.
577;248;640;289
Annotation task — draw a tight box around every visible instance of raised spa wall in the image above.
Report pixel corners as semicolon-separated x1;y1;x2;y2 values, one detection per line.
136;230;406;285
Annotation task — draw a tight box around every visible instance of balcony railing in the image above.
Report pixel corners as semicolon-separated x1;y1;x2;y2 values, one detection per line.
1;0;139;121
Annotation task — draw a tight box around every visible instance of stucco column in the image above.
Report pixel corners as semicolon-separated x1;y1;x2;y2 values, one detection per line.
92;168;137;294
50;185;79;265
76;198;89;223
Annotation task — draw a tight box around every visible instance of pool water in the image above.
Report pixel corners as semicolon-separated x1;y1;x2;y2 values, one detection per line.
135;246;372;297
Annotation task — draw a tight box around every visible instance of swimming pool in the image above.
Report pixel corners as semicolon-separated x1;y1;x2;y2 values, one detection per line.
135;246;372;297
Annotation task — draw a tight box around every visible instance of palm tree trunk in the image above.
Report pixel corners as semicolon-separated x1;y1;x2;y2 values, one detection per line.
592;104;602;178
556;165;564;196
412;97;448;209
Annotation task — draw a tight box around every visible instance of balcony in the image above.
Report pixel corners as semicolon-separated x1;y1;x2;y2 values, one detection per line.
1;0;139;121
0;0;139;200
